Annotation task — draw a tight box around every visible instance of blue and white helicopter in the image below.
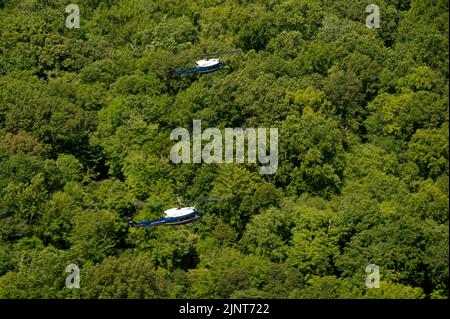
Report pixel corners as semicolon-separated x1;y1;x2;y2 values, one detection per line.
175;49;243;76
128;198;226;229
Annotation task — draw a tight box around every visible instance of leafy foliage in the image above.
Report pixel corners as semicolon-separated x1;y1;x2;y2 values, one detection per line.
0;0;447;299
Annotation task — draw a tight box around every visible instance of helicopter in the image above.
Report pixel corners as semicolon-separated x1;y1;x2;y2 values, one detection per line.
175;49;243;76
128;197;227;229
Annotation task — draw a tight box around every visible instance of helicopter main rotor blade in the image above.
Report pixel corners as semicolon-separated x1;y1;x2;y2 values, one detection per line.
130;201;167;206
206;49;243;58
130;197;229;206
179;197;229;204
175;49;243;59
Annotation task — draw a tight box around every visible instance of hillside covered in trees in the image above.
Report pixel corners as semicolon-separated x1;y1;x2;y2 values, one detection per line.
0;0;448;299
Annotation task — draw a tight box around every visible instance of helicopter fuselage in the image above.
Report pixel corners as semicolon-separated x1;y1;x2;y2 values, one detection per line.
131;207;202;229
176;59;225;76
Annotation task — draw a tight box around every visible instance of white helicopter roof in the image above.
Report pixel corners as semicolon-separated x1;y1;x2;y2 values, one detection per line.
196;59;220;67
164;207;196;217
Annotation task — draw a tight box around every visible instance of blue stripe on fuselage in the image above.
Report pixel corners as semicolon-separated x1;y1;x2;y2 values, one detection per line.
136;212;201;228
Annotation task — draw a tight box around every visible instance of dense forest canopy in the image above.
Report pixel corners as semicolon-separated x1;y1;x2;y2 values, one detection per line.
0;0;448;299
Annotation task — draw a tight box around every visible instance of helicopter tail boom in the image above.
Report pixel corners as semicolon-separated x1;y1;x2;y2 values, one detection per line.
128;217;166;229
